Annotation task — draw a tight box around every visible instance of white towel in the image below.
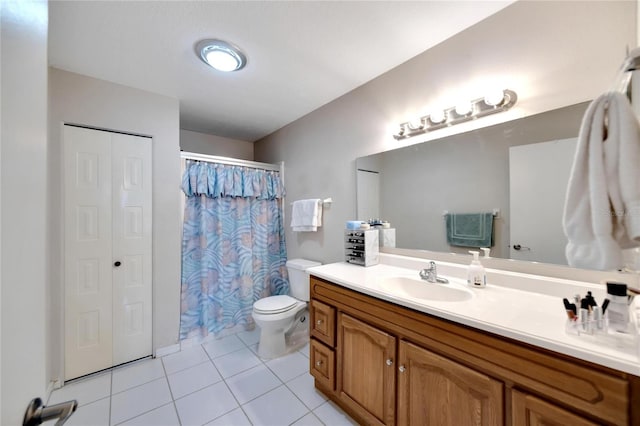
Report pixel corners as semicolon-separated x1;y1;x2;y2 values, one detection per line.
291;199;323;232
563;92;640;270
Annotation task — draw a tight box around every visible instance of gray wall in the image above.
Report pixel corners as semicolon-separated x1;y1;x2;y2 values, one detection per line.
1;2;49;423
180;129;254;160
48;68;182;382
254;1;636;265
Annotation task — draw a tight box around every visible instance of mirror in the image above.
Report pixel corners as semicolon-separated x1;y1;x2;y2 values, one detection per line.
356;102;590;266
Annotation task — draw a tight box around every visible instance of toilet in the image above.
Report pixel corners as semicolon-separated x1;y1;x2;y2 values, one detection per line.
252;258;321;358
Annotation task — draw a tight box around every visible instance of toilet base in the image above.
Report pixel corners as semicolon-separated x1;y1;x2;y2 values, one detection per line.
256;311;309;359
258;329;287;359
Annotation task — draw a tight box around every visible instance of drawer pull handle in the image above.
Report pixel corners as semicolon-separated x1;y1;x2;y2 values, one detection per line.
316;360;323;366
398;365;406;373
385;359;393;366
316;319;323;325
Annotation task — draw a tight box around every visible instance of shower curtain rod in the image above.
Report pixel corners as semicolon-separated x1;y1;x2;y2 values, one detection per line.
180;151;282;172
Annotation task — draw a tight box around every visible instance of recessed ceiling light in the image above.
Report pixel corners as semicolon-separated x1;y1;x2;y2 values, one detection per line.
196;39;247;72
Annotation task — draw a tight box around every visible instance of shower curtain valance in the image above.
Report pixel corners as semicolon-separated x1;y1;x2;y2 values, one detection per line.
182;160;284;200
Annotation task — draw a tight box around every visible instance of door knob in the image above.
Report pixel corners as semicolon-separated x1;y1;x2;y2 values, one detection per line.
512;244;530;251
385;359;393;366
398;365;406;373
114;261;122;267
23;397;78;426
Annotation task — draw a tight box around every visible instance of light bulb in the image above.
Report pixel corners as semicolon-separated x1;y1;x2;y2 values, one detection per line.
455;101;472;116
484;89;505;106
205;50;241;72
429;110;446;124
407;118;424;130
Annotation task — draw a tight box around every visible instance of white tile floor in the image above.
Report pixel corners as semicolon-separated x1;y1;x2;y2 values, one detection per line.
49;329;357;426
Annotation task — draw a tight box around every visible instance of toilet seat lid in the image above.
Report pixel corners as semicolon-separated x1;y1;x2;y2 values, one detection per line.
254;295;300;314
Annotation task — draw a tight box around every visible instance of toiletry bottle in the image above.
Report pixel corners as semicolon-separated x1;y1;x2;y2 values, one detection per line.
606;281;630;332
467;251;486;288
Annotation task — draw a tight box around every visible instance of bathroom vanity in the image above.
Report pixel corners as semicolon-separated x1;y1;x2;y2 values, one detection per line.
307;256;640;425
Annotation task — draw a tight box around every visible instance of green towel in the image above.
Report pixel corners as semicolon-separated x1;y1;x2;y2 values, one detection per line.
446;213;493;248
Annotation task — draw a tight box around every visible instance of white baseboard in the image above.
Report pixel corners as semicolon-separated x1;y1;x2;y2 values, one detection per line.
46;378;62;401
154;343;180;358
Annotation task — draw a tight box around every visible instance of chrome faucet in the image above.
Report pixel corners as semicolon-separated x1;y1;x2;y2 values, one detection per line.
419;261;449;284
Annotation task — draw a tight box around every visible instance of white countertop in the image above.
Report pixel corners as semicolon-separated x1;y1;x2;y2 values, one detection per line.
307;255;640;376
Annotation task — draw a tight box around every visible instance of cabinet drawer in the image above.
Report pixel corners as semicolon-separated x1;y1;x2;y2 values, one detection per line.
512;390;600;426
310;299;335;346
310;339;335;391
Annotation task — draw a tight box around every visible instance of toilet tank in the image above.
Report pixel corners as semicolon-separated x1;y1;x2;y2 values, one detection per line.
286;258;321;301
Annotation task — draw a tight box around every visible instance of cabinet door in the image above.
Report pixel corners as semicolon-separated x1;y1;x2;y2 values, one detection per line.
512;390;600;426
337;313;396;426
398;340;503;426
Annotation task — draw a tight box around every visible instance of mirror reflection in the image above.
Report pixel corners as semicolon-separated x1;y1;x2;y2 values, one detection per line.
356;102;590;266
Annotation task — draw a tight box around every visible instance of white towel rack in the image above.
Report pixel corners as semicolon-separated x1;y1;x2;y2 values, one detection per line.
290;198;332;205
443;208;500;218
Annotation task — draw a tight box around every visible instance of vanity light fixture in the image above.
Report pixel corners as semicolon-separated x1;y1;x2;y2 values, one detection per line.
196;39;247;72
393;89;517;140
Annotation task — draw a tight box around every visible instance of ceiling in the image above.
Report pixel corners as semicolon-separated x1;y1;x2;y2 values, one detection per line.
48;1;514;142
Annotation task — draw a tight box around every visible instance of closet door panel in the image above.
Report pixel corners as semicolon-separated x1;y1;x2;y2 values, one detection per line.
64;125;113;380
111;133;152;365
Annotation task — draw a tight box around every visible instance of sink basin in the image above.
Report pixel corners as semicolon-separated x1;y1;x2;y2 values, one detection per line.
377;276;473;302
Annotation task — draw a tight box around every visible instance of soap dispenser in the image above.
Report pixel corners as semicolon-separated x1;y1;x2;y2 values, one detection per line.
467;251;486;288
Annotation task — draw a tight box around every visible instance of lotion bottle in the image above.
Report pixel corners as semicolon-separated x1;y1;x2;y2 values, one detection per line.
467;251;486;288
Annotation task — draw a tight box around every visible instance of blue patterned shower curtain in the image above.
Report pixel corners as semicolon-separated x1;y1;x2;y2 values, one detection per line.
179;160;289;339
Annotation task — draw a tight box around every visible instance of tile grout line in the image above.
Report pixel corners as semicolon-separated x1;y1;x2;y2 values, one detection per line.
160;356;183;426
110;372;168;397
200;340;255;425
248;340;318;425
108;371;113;426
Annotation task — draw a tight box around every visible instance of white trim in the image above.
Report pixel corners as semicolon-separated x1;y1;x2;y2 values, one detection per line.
47;378;62;398
180;151;281;172
154;343;180;358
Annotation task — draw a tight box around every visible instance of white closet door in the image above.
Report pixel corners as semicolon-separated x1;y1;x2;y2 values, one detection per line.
111;133;152;365
64;126;114;380
64;126;152;380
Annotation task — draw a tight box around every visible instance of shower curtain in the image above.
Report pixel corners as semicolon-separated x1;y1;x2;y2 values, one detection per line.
179;160;289;339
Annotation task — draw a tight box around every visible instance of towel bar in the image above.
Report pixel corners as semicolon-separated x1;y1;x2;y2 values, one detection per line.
443;208;500;218
290;198;332;205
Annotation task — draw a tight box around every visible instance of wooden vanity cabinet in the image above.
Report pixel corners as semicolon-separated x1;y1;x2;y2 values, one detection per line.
309;275;640;426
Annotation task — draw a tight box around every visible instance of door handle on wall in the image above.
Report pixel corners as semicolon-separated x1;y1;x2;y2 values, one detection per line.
114;261;122;267
23;397;77;426
511;244;531;251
